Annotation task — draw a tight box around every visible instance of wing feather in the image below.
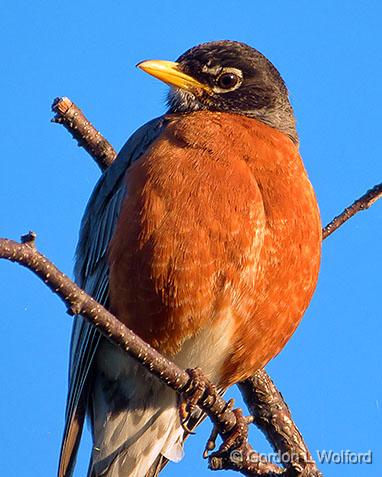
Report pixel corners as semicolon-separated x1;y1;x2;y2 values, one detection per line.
59;116;166;477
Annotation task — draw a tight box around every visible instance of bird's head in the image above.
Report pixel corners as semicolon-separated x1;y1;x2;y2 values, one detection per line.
137;40;298;144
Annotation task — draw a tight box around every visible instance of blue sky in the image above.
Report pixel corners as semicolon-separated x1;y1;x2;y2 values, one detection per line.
0;1;381;476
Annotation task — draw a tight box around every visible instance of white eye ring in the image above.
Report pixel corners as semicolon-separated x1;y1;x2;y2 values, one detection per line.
213;67;243;93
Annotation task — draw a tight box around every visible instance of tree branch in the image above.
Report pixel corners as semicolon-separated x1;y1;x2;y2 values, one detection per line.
51;97;116;171
239;371;322;476
322;183;382;239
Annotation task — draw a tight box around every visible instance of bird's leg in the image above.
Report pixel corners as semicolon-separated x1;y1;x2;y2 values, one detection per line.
179;368;254;463
178;368;217;434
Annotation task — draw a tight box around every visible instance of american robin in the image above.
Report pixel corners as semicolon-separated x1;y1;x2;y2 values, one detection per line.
59;40;321;477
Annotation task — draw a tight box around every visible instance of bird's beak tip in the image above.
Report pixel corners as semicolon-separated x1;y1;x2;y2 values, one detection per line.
136;59;210;93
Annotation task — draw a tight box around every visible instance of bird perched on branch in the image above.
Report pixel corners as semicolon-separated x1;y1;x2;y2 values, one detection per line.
59;40;321;477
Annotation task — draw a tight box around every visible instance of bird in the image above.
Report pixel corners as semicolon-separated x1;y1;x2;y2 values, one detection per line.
58;40;322;477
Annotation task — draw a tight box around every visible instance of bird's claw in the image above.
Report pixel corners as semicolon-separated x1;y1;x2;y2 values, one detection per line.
207;408;254;459
178;368;217;435
203;425;219;458
178;369;253;461
203;398;235;457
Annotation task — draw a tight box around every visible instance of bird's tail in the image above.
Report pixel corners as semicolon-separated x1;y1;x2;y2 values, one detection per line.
87;351;185;477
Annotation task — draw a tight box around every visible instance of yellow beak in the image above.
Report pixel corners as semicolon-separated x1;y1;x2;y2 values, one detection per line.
137;60;211;93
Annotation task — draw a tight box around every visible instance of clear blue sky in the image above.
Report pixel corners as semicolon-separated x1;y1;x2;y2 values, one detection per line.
0;1;381;476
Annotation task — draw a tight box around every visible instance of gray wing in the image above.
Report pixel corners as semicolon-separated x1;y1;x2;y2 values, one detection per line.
59;116;167;477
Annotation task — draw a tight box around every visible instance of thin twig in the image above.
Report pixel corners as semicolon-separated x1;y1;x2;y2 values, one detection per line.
51;97;116;171
322;183;382;239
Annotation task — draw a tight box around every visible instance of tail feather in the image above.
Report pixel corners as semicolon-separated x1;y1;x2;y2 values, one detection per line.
88;346;184;477
58;398;85;477
145;386;226;477
85;317;231;476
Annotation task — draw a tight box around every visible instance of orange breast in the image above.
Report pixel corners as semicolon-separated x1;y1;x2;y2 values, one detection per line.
108;111;321;387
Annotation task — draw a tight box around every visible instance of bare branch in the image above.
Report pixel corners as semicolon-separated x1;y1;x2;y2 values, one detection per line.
51;97;116;171
239;371;323;476
322;183;382;239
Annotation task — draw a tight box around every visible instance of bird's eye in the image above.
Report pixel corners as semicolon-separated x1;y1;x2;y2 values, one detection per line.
216;72;240;90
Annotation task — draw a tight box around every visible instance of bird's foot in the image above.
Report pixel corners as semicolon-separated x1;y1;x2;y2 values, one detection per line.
205;407;254;460
179;368;253;463
178;367;217;434
203;398;235;457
